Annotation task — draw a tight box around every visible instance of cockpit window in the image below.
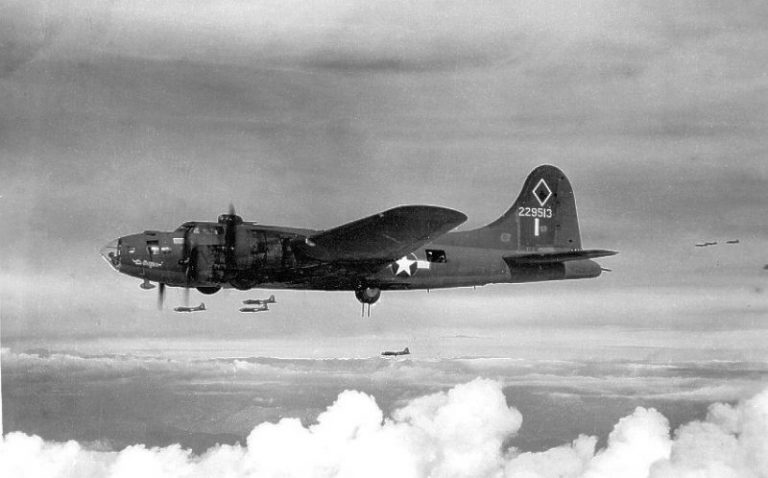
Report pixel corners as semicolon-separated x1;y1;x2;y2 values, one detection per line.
99;239;121;270
192;225;222;235
146;240;160;255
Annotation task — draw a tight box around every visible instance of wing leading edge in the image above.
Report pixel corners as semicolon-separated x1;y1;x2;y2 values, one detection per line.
293;205;467;263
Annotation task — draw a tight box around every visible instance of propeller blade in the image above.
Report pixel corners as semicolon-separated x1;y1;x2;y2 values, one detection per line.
182;225;196;285
157;282;165;310
177;223;195;306
186;246;198;283
224;204;237;273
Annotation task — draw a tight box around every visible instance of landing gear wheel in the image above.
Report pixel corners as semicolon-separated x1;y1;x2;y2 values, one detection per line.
196;286;221;295
355;287;381;317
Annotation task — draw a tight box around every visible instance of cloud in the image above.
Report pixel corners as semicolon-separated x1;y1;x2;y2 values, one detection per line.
8;0;763;83
0;378;520;478
648;388;768;477
502;407;674;478
5;348;766;404
0;0;644;71
3;378;768;478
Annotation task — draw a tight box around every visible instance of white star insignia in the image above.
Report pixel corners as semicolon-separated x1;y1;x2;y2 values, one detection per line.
393;256;416;276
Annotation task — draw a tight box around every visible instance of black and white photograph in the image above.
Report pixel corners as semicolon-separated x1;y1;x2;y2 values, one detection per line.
1;1;767;476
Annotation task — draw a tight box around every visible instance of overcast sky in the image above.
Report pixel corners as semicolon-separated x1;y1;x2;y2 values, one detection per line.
1;0;766;347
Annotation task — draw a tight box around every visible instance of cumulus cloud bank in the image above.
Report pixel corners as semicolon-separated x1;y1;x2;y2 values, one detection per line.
2;378;768;478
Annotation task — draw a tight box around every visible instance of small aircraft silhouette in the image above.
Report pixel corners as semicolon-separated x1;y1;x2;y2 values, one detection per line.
695;242;718;247
381;347;410;357
101;165;616;315
725;239;740;244
174;303;206;313
239;304;269;313
242;295;276;305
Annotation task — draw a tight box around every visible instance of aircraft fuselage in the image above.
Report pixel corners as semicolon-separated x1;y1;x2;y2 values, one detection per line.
104;222;601;293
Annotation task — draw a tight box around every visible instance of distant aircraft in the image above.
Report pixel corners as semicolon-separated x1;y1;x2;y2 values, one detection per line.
695;242;718;247
243;295;276;305
239;304;269;313
726;240;740;244
101;165;616;316
174;303;206;313
381;347;410;357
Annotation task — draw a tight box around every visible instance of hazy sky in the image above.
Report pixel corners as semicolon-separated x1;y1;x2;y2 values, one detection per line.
1;0;766;345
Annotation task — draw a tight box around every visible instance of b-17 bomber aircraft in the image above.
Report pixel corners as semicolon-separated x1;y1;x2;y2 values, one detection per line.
243;295;276;305
173;303;206;313
382;347;410;357
100;165;616;315
239;304;269;313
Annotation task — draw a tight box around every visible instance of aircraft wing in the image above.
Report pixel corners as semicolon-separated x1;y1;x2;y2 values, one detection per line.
503;249;617;265
294;205;467;262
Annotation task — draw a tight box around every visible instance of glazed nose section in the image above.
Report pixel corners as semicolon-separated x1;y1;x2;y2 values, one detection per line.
100;239;121;271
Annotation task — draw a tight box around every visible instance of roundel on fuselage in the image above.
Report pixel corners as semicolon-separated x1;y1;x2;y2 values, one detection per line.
391;253;419;277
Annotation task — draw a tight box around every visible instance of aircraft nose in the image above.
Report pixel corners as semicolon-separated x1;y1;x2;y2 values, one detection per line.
100;238;121;271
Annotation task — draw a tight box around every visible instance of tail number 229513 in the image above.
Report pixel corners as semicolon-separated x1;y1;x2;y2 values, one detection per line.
518;207;552;218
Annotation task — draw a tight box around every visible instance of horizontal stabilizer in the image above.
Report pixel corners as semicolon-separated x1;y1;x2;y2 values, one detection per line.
503;249;617;265
294;206;467;262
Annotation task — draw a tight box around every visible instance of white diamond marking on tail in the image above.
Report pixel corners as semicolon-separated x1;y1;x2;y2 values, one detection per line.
532;179;552;206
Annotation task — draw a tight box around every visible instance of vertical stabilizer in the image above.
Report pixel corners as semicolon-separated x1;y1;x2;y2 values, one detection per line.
441;165;582;251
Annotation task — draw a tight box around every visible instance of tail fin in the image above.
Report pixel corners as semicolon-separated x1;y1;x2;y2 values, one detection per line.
445;165;582;251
